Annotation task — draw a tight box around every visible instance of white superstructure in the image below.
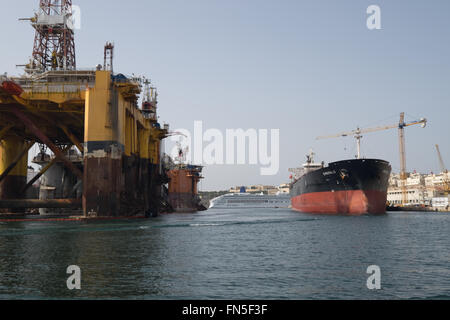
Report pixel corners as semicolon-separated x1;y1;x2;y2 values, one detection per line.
209;193;291;209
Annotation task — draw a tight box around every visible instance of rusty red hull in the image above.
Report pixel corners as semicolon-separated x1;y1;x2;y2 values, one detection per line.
291;190;388;215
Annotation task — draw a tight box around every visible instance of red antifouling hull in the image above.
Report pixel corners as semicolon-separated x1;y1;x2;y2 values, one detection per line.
291;190;387;215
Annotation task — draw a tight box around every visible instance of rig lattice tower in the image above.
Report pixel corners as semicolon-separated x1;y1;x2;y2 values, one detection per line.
30;0;76;72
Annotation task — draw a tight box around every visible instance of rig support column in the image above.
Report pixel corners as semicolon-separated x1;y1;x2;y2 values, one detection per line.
83;71;123;217
0;135;29;211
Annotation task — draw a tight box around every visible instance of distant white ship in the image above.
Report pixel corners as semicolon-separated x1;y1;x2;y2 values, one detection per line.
209;192;291;209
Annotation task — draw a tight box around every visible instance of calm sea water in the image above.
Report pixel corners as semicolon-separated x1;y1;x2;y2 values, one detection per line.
0;209;449;300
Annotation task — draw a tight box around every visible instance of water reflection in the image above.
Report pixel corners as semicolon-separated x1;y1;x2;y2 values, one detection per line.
0;220;167;298
0;210;449;299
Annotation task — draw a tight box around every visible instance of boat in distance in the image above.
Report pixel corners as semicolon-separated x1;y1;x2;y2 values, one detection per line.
209;192;291;209
289;152;391;215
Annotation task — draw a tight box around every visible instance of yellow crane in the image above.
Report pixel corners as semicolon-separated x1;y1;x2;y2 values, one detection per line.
317;112;427;206
435;144;449;194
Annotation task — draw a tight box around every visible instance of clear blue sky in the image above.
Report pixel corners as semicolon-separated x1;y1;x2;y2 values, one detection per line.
1;0;449;190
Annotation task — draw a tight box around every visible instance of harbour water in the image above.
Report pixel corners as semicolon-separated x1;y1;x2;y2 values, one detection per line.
0;209;449;300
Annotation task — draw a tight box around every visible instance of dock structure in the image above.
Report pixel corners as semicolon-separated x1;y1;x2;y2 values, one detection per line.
0;70;168;217
167;164;205;213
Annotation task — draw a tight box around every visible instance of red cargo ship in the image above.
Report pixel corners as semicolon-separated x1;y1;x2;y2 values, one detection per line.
289;151;391;215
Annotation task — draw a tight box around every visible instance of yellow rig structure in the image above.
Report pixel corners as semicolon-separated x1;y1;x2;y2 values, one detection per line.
1;1;171;218
0;67;169;217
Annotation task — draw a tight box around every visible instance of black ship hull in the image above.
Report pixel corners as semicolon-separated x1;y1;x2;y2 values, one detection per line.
290;159;391;215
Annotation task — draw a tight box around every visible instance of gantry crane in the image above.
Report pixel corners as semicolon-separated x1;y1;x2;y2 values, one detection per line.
435;144;449;194
317;112;427;206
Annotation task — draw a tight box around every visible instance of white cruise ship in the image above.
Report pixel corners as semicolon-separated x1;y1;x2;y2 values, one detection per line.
209;192;291;209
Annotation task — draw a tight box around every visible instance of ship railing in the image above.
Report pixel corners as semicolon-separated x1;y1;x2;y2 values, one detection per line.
19;82;93;94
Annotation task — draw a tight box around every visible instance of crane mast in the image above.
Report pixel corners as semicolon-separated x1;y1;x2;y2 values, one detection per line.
398;112;408;205
435;144;449;195
435;144;448;173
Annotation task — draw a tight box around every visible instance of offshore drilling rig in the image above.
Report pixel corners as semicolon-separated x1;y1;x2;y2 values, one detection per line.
0;0;170;218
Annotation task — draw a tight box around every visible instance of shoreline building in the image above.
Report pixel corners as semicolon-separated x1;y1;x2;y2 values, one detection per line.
387;171;449;210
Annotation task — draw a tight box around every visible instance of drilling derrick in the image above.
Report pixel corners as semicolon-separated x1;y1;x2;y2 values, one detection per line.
29;0;76;72
104;42;114;73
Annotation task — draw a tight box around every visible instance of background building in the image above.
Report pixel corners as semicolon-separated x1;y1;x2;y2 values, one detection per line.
387;171;449;210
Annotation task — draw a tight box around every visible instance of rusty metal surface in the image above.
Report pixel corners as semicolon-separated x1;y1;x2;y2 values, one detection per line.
167;192;200;213
167;168;204;213
83;156;122;217
0;199;81;209
83;152;164;217
1;81;23;96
